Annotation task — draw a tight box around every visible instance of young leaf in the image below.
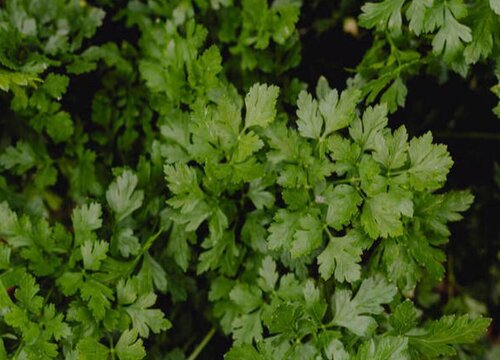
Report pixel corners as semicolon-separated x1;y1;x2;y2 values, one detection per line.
389;300;418;334
81;240;109;271
407;132;453;191
106;170;144;222
318;230;364;283
296;90;323;139
325;184;363;230
125;293;171;338
359;0;406;32
245;83;280;128
115;329;147;360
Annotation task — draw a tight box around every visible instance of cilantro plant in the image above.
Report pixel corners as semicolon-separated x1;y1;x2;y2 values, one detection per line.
0;0;497;359
355;0;500;115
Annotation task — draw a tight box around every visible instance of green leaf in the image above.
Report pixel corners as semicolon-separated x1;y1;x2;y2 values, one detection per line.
248;179;275;210
77;338;109;360
406;0;433;35
139;253;168;293
361;190;413;239
230;284;262;313
332;275;397;336
43;74;69;99
318;230;364;283
114;228;141;258
106;170;144;222
291;214;323;258
359;0;406;32
164;163;199;195
316;76;332;100
416;190;474;237
0;202;32;247
328;135;361;176
389;300;418;334
0;71;41;92
245;83;280;128
380;238;420;294
303;279;327;323
296;90;322;139
116;329;147;360
325;184;362;230
0;141;37;174
15;273;43;314
232;311;263;344
319;87;361;136
268;210;300;251
407;132;453;191
324;338;349;360
373;126;408;170
350;104;388;150
166;225;192;271
81;278;114;320
42;304;71;341
125;293;171;338
81;240;109;271
72;203;103;245
464;1;498;64
258;256;278;291
46;111;74;143
57;272;84;296
491;0;500;14
408;315;491;357
354;336;409;360
225;343;264;360
380;77;408;113
233;131;264;162
432;7;472;61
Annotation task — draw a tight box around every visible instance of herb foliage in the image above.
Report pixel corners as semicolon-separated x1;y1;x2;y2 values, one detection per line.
0;0;497;359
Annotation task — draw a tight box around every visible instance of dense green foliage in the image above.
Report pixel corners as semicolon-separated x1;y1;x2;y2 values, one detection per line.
0;0;498;359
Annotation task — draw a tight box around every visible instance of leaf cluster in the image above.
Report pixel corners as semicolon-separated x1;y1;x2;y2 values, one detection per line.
0;0;495;359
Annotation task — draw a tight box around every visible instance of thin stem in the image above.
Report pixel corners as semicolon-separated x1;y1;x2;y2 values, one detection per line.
187;327;216;360
109;334;116;360
324;225;335;240
322;321;338;330
43;285;55;305
386;32;400;66
332;177;360;185
389;169;407;176
13;341;23;358
130;227;165;271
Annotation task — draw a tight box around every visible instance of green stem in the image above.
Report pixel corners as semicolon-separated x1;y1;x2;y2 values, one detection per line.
109;334;116;360
389;169;407;176
187;327;216;360
130;227;165;270
332;177;360;185
324;225;335;240
13;341;23;359
43;285;55;305
386;32;401;66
